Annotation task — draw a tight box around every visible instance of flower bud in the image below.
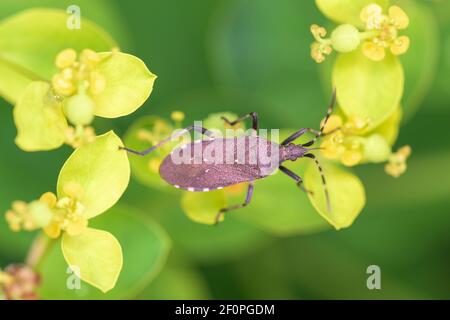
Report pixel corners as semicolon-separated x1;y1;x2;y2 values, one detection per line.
171;111;185;122
28;201;53;229
331;24;361;53
63;93;95;126
1;264;40;300
362;134;391;163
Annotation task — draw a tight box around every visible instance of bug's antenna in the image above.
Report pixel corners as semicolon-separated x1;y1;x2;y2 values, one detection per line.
306;147;325;151
304;154;331;213
303;88;336;147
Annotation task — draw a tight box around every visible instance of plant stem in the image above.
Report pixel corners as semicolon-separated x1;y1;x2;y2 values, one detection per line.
26;232;53;268
359;30;379;40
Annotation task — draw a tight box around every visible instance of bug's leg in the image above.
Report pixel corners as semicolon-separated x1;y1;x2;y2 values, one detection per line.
281;127;341;146
120;124;215;156
281;128;318;146
282;90;337;147
302;89;337;147
278;166;313;195
215;182;254;224
304;153;331;212
221;112;259;131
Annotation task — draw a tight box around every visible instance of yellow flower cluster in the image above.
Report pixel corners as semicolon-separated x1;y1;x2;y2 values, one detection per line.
361;4;410;61
5;182;89;239
42;182;88;238
5;200;52;232
52;48;107;97
310;24;333;63
5;201;36;232
52;48;111;129
385;145;411;177
320;114;369;166
320;114;411;176
310;4;410;63
65;125;96;149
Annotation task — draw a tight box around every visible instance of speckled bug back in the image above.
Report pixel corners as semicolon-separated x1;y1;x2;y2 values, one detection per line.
159;136;281;191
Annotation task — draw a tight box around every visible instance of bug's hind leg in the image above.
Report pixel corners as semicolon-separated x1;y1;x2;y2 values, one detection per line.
120;124;215;156
215;182;254;224
278;166;313;195
221;112;259;131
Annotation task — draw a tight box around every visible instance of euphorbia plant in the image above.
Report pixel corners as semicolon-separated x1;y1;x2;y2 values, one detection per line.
5;132;130;292
0;9;156;151
0;8;163;297
14;48;155;151
310;0;412;176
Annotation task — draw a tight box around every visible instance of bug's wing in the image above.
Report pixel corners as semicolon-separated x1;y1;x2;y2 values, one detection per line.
159;160;261;191
159;138;279;191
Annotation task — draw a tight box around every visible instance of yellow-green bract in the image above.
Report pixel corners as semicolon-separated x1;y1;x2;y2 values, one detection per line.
57;131;130;292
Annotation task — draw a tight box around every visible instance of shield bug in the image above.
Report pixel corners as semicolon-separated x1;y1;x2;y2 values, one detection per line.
121;91;337;223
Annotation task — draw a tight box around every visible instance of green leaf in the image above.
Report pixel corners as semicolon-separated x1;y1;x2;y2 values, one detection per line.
93;52;156;118
138;255;210;299
315;0;389;27
0;58;37;104
57;131;130;219
161;211;271;264
37;206;171;299
181;190;227;225
0;9;116;80
148;190;271;264
124;116;176;190
13;81;68;151
333;48;403;129
304;160;365;229
61;227;122;293
397;0;439;121
0;0;131;49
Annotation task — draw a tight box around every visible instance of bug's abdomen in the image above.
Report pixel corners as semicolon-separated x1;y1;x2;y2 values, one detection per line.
159;136;280;191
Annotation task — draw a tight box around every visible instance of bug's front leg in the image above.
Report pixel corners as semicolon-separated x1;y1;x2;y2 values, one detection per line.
215;182;254;224
278;165;313;195
282;90;338;147
304;154;331;212
281;128;319;146
221;112;259;131
120;124;215;156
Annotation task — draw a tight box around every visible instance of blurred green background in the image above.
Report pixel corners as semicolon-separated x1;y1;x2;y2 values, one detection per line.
1;0;449;299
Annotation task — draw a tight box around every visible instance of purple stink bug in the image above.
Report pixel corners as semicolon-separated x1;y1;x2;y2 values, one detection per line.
121;91;336;223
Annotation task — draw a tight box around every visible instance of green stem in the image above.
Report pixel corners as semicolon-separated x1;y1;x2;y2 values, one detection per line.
26;232;54;269
359;30;379;41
